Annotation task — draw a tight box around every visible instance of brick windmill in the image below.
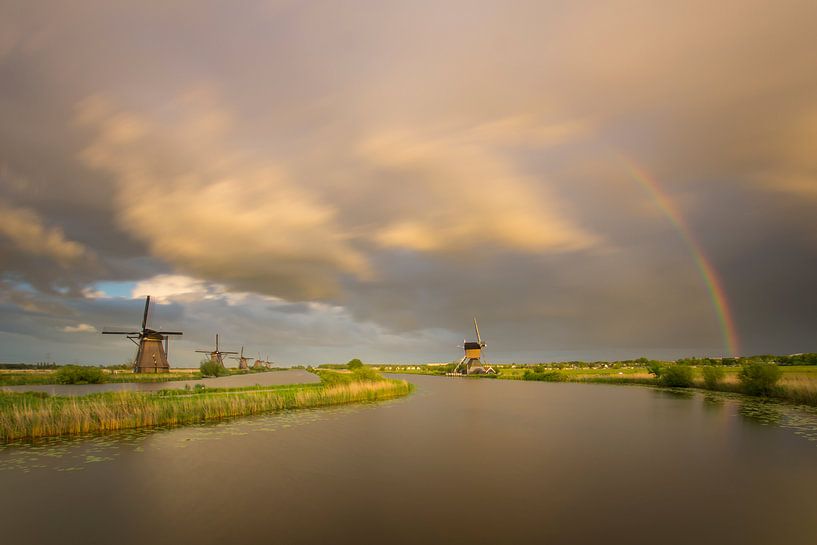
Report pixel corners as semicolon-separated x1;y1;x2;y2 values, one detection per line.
452;317;495;375
102;296;183;373
195;334;237;367
229;346;252;370
252;353;273;369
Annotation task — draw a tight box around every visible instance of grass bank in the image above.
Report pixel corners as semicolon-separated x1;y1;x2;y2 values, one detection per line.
0;369;411;442
0;367;285;387
551;366;817;406
386;364;817;407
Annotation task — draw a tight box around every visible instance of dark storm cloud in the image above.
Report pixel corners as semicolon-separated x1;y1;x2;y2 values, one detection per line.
1;0;816;363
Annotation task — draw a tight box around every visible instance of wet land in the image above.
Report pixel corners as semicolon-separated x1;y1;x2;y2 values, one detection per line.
1;374;817;545
0;369;409;441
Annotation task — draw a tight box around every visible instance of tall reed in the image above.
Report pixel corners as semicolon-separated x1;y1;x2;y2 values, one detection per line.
0;378;412;442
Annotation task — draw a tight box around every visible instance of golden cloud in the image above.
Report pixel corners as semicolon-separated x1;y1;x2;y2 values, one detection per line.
0;202;89;265
76;96;370;300
359;128;598;253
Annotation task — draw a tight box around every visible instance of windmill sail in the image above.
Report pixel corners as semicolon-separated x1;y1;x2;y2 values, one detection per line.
100;296;182;373
195;333;238;366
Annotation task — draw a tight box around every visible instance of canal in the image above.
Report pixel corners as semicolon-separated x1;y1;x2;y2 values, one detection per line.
1;374;816;544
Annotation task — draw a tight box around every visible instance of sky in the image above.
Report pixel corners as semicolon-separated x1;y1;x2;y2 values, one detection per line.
1;0;816;365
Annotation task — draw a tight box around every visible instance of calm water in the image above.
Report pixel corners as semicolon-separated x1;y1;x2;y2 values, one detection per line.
2;375;817;545
0;369;319;395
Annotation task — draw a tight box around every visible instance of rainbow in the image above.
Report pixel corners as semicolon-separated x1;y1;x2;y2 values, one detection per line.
620;158;740;357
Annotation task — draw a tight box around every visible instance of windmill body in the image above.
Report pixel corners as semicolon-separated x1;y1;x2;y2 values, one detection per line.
230;346;251;370
252;354;272;369
101;296;183;373
452;318;496;375
238;356;250;370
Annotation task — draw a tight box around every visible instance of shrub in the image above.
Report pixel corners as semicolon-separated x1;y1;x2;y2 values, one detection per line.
436;363;457;375
54;365;105;384
659;365;694;388
739;363;783;396
701;365;726;389
200;359;227;378
350;366;382;381
523;370;567;382
346;358;364;370
646;361;663;378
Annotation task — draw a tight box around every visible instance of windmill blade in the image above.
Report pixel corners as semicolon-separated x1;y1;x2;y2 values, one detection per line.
474;317;482;345
101;330;141;335
155;331;183;336
141;296;151;332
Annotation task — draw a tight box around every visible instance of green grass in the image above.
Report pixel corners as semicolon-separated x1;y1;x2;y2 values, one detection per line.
0;369;412;442
384;363;817;407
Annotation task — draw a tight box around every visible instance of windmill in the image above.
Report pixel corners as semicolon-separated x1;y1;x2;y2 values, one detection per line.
452;318;495;375
195;334;237;367
229;346;252;370
252;354;274;370
101;296;183;373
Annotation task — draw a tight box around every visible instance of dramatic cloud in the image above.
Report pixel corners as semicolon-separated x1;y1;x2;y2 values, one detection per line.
1;0;816;363
359;127;597;253
76;94;370;300
0;202;89;264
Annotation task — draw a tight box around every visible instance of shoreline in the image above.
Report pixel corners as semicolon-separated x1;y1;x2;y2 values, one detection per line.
0;370;412;442
0;367;288;388
390;368;817;408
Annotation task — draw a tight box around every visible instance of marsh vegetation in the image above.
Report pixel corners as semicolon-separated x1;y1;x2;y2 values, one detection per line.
385;355;817;407
0;368;411;441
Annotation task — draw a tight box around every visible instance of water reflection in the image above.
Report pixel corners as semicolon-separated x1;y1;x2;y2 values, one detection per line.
2;375;817;545
652;388;696;401
0;397;408;473
641;383;817;442
701;393;726;409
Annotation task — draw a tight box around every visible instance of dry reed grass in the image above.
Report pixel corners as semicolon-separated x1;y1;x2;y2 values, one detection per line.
0;378;411;441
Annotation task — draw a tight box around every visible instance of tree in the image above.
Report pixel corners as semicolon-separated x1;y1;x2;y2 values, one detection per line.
346;358;364;370
200;359;227;377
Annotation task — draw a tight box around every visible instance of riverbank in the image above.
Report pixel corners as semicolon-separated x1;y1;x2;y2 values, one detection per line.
0;367;285;387
572;372;817;407
388;364;817;407
0;369;412;442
